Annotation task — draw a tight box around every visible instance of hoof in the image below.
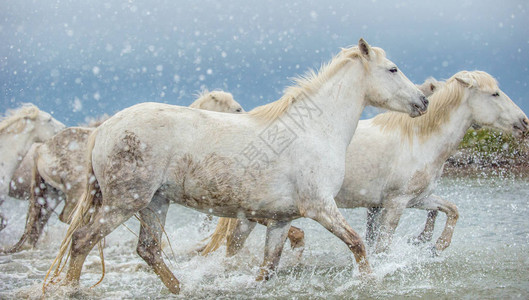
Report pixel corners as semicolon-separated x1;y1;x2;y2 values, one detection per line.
255;268;273;281
359;272;377;287
166;283;180;294
358;260;373;276
408;233;433;245
408;236;424;246
428;245;440;257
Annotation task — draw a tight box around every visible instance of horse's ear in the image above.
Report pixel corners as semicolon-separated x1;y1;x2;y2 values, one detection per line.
430;83;437;92
358;38;373;60
455;76;472;87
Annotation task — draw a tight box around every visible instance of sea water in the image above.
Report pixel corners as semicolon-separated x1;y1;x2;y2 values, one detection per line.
1;175;528;299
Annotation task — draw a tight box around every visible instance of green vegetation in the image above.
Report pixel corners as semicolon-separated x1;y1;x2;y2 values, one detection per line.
460;128;526;157
447;128;529;170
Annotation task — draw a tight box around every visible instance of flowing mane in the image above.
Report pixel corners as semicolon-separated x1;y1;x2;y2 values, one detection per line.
372;71;499;142
248;46;387;121
0;104;40;135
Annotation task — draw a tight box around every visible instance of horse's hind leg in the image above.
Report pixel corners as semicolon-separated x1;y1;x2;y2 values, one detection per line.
64;194;149;285
252;219;305;251
136;194;180;294
413;210;439;244
59;186;85;224
412;194;458;252
256;219;292;281
287;225;305;251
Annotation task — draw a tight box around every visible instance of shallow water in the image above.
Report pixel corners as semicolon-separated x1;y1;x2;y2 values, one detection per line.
1;175;528;299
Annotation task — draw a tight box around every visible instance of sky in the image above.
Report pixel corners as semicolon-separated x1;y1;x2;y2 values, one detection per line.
1;0;528;125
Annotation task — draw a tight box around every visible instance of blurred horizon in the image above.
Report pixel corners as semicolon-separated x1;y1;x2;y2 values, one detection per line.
1;0;528;125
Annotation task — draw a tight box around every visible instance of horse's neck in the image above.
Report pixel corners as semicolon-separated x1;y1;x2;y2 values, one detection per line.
418;98;473;164
283;64;366;150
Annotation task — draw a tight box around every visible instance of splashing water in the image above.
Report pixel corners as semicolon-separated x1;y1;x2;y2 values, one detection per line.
1;175;528;298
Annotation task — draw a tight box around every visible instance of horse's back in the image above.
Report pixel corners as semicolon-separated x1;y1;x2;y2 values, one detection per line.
37;127;94;190
91;103;253;191
96;103;255;155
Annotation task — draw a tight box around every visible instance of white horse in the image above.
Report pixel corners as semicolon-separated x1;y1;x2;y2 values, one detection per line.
45;39;427;294
4;91;243;253
197;77;443;256
416;77;442;98
203;70;528;256
0;104;65;231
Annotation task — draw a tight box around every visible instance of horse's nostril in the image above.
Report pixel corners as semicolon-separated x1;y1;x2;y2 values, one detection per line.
421;96;429;106
523;118;529;126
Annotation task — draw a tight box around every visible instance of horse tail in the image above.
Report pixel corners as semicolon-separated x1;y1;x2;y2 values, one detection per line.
43;128;100;292
199;217;238;256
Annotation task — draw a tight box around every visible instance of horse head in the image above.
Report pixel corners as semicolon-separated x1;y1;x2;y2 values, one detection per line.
417;77;445;98
30;109;66;142
356;38;428;118
191;90;245;113
455;71;528;138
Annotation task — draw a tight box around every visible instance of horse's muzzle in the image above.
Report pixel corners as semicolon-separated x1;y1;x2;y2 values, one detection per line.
513;117;529;138
411;96;429;117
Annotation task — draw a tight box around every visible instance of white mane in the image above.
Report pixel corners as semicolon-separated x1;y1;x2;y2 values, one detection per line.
373;71;499;142
248;46;387;121
0;104;40;134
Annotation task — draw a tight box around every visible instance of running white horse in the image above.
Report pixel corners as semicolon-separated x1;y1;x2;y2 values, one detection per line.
4;91;243;253
0;104;65;231
45;39;427;294
203;70;528;256
197;77;443;256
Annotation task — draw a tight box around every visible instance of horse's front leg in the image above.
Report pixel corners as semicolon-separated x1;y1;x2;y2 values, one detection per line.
375;196;410;253
366;207;382;248
26;187;62;247
412;210;439;244
4;186;62;253
305;197;371;275
225;218;304;258
137;194;180;294
251;219;305;251
226;218;257;257
255;219;292;281
412;194;459;252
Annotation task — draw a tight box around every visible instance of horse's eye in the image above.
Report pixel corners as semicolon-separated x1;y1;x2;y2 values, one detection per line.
389;67;398;73
492;92;500;97
235;108;242;112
